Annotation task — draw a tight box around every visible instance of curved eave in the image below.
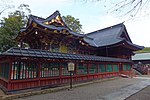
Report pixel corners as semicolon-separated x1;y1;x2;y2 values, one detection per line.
36;20;84;37
31;12;84;37
84;36;144;51
15;20;34;42
15;30;27;42
16;20;84;42
123;41;144;51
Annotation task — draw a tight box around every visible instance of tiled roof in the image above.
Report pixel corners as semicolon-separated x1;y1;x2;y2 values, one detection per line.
84;23;144;50
84;23;123;47
1;48;132;63
28;11;83;37
132;52;150;60
17;11;143;50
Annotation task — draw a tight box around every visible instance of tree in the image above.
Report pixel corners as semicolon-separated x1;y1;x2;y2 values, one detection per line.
0;4;31;52
137;47;150;52
0;14;23;51
62;15;83;33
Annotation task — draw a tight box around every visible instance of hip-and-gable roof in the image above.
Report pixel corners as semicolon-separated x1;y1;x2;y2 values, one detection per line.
83;23;144;50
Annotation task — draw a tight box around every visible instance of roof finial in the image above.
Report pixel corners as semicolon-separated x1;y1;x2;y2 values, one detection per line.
122;21;125;23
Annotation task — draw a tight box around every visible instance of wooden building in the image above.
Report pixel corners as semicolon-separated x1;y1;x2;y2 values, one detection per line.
0;11;144;92
132;52;150;74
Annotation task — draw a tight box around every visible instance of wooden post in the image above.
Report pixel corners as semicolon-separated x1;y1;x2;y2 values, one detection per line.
87;62;90;80
59;62;62;84
18;61;21;80
97;64;99;73
38;62;41;87
20;41;23;48
8;60;12;91
112;64;114;75
74;63;77;82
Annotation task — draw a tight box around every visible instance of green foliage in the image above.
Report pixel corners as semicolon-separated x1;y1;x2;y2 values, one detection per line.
62;15;83;33
0;4;30;52
137;47;150;53
0;15;23;52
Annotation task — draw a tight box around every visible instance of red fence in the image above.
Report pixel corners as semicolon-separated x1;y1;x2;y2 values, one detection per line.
0;59;133;92
1;71;132;91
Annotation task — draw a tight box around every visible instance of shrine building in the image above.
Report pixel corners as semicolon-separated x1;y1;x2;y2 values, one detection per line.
0;11;144;92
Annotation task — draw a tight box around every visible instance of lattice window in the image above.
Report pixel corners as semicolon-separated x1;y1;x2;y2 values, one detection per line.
99;64;106;72
0;63;9;79
89;64;97;74
127;64;131;70
61;63;69;76
40;62;59;77
106;64;113;72
113;64;119;72
11;62;38;80
76;63;88;74
123;64;127;71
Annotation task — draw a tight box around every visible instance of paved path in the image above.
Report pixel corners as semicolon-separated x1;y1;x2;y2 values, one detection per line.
15;77;147;100
104;77;150;100
125;85;150;100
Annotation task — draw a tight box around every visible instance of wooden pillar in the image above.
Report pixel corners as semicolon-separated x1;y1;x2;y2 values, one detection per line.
18;61;21;80
97;64;99;73
117;63;119;75
120;63;123;75
38;62;41;87
112;64;114;73
87;62;90;80
8;60;12;91
105;64;107;77
130;64;132;76
59;63;62;76
0;63;1;76
59;62;62;84
74;63;77;82
122;63;124;71
20;41;23;48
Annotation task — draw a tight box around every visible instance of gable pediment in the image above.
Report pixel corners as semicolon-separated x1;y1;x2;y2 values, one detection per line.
43;14;65;27
119;25;132;43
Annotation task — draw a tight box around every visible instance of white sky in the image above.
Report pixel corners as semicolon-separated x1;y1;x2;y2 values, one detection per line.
0;0;150;47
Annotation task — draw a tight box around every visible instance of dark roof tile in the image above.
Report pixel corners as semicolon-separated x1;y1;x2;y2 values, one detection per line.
1;48;132;63
84;23;123;47
83;23;144;50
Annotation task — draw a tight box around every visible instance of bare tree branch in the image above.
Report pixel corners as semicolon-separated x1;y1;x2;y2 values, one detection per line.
110;0;150;17
0;6;13;15
0;0;14;16
82;0;150;17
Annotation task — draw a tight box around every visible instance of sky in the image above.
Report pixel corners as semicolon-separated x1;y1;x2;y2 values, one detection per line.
1;0;150;47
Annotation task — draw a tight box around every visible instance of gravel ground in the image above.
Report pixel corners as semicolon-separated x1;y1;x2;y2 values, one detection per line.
15;77;145;100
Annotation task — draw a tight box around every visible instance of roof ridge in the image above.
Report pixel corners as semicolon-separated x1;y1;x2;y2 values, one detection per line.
86;22;124;35
29;14;45;21
45;10;60;20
